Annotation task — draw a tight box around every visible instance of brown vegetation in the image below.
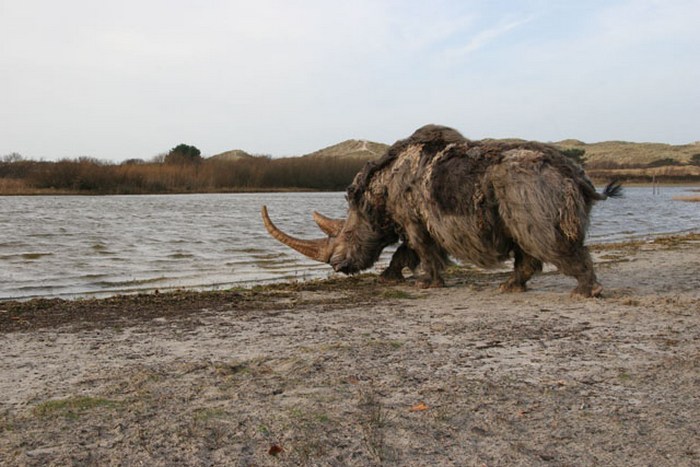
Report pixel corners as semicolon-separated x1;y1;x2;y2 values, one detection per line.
0;155;366;195
2;138;698;195
586;164;700;184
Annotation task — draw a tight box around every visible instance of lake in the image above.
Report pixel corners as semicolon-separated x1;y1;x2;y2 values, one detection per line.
1;187;698;300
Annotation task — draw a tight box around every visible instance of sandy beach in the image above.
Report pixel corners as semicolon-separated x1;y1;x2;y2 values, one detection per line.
1;234;698;466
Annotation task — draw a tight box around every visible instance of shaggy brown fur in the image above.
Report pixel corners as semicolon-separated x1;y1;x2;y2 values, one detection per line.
333;125;619;296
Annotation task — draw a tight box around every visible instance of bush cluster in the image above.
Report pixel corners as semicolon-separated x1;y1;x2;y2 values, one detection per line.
0;154;366;194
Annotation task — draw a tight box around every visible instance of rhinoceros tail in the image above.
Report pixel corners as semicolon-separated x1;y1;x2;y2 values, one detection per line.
601;179;623;199
590;179;623;200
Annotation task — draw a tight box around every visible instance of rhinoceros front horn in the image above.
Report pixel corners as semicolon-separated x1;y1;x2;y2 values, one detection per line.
312;211;345;237
261;206;333;263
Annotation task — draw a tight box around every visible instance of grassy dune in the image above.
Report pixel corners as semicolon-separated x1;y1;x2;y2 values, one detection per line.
1;138;698;195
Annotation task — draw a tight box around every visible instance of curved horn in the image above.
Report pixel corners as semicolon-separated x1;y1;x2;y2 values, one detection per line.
312;211;345;237
261;206;332;263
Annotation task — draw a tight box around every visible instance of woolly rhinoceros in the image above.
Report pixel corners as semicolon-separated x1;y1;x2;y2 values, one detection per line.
262;125;621;297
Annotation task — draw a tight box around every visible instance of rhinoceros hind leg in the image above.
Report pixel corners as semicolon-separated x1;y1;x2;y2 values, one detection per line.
500;247;543;293
552;246;603;298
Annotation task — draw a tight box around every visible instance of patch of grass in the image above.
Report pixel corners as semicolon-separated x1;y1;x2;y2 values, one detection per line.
0;415;13;433
651;233;700;246
281;406;337;461
33;396;120;419
365;338;405;352
194;408;228;422
381;289;418;300
289;407;331;424
358;389;397;463
589;241;643;252
213;361;250;377
315;413;331;423
590;233;700;253
598;253;627;261
618;372;632;382
300;342;352;354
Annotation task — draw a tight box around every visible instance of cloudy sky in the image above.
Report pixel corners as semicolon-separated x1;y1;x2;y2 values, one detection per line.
1;0;699;161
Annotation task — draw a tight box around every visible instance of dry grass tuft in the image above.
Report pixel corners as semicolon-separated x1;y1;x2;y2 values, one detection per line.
672;195;700;202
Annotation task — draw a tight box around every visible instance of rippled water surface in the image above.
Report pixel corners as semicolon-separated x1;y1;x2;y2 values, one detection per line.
1;187;697;300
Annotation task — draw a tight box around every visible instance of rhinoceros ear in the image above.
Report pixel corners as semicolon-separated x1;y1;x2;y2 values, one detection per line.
312;211;345;237
261;206;333;263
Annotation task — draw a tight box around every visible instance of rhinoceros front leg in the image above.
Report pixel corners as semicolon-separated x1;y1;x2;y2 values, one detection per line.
403;226;447;288
379;243;420;283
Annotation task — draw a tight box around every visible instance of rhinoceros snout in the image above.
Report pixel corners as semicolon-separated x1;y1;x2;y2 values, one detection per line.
332;259;354;275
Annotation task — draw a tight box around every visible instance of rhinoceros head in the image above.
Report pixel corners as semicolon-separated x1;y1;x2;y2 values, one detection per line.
261;205;392;274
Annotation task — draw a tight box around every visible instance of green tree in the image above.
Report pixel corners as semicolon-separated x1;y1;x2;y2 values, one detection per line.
2;152;23;163
560;148;587;165
647;158;681;168
164;144;202;164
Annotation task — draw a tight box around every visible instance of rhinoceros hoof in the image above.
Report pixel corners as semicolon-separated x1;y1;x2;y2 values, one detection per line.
378;275;405;285
379;271;406;284
414;277;445;289
571;283;603;298
499;281;527;293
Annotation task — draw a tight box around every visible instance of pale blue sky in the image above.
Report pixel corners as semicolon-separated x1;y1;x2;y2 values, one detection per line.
1;0;699;161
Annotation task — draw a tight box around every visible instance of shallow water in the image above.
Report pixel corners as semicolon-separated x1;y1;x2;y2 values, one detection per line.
1;187;697;300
